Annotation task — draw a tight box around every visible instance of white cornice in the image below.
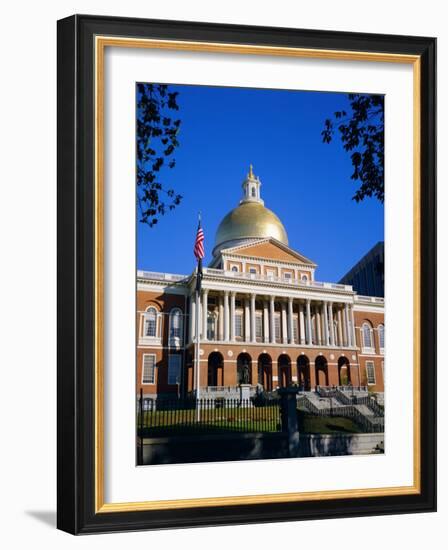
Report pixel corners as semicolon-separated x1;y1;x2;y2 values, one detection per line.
353;303;384;313
200;278;355;302
137;279;189;295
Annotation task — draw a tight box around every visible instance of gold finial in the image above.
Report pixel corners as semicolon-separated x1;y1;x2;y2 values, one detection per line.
248;164;254;178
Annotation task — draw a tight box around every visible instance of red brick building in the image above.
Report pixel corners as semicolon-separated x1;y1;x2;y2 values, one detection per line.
137;167;384;399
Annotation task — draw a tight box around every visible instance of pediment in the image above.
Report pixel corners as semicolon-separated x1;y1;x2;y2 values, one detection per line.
222;238;316;266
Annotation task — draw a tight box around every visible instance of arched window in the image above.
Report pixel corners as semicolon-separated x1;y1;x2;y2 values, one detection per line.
231;265;238;272
301;274;308;282
144;306;158;338
169;308;183;344
362;322;373;350
378;324;385;351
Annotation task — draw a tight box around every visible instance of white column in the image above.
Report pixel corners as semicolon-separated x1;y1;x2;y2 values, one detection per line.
230;292;236;341
299;303;306;344
202;289;209;341
263;299;270;343
244;298;250;342
223;291;229;342
350;305;356;347
250;293;256;343
190;295;196;342
218;295;224;341
288;297;294;344
306;299;312;345
328;301;335;346
337;307;343;347
344;303;351;346
323;301;329;346
270;296;276;343
281;301;288;344
316;306;322;345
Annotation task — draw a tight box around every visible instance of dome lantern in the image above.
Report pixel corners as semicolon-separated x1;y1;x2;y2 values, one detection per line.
241;164;264;205
212;167;288;257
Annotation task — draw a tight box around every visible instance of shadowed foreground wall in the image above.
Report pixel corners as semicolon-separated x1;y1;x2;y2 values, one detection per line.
140;432;384;465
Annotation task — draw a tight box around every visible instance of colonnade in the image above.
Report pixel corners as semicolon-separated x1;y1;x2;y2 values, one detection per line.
189;290;356;348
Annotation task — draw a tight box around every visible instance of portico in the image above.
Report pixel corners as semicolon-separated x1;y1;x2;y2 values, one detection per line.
189;270;357;351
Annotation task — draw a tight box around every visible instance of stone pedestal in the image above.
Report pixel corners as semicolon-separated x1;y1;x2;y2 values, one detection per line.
278;386;300;456
239;384;252;405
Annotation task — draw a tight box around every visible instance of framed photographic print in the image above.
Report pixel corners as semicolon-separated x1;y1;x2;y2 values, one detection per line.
57;14;436;534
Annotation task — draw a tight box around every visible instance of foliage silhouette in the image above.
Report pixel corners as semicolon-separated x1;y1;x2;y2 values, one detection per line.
137;83;183;227
322;93;384;203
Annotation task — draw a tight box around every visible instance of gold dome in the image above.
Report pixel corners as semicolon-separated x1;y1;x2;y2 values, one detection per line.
214;201;288;254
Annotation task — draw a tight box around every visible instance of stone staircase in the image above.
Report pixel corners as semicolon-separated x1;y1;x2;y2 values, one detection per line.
298;388;385;433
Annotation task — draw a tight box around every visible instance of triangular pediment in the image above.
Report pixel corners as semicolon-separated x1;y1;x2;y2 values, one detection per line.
221;238;316;266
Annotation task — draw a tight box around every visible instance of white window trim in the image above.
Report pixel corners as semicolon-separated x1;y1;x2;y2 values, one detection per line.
365;360;376;385
140;306;162;346
361;323;375;354
141;353;156;385
378;324;385;355
168;307;183;348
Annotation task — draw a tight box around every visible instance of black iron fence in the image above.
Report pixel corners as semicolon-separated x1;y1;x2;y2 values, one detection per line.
138;394;281;437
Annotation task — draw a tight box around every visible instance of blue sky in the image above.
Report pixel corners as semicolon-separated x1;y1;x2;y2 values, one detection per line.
136;84;384;282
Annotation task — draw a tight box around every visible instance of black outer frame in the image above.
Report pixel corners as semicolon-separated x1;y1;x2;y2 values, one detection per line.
57;14;436;535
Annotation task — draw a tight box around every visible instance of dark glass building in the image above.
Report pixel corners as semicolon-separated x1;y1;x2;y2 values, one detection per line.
339;242;384;297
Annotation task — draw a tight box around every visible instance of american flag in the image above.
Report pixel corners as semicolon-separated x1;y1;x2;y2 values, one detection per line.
194;218;204;292
194;221;205;260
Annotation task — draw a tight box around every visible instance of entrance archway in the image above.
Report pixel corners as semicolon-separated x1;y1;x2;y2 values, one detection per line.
297;355;311;391
237;353;252;385
278;354;292;387
257;353;273;391
207;352;224;387
338;356;351;386
315;355;329;386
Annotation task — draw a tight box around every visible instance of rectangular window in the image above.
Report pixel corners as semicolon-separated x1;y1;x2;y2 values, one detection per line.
255;314;263;339
379;326;385;350
249;267;257;274
170;315;181;339
366;361;376;385
274;315;281;341
142;354;156;384
266;269;275;279
207;315;216;340
234;313;243;338
168;355;182;385
145;315;157;337
283;272;292;280
293;316;298;342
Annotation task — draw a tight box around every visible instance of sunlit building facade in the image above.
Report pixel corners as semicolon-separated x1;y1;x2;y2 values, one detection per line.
137;168;385;400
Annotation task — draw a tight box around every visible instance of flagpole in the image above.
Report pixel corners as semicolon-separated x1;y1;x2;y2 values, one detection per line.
193;211;203;422
194;281;201;421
